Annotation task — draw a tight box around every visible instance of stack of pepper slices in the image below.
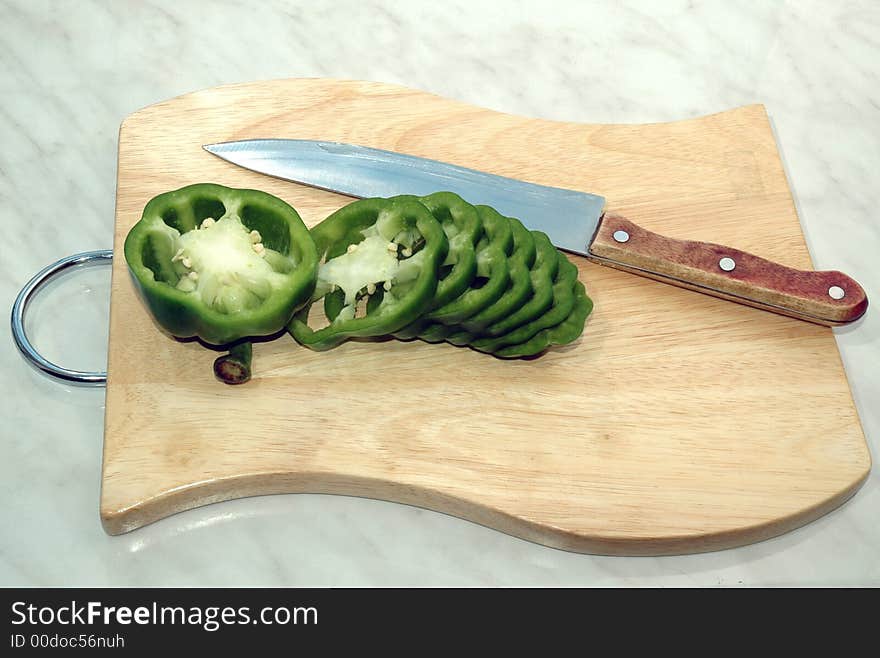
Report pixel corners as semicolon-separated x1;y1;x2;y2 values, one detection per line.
125;184;592;382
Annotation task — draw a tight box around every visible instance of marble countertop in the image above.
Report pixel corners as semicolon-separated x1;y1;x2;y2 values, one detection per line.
2;0;877;586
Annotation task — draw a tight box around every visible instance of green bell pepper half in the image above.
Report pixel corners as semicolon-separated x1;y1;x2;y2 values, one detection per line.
123;183;318;346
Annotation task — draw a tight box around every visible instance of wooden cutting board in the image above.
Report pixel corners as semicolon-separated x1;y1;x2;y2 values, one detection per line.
102;79;870;555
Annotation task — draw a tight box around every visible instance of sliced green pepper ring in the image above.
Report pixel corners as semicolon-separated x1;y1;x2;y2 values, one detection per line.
472;252;579;353
482;231;559;337
460;213;537;333
392;192;482;340
443;327;473;346
418;322;454;344
420;192;483;309
123;183;318;346
425;204;513;325
288;196;448;351
494;280;593;358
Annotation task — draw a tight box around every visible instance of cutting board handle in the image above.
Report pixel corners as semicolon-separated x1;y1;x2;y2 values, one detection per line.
588;214;868;326
11;250;112;385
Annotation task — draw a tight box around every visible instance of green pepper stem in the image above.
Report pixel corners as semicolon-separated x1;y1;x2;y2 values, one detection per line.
213;341;253;385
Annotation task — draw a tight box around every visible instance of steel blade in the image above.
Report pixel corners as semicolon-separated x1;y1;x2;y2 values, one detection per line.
203;139;605;255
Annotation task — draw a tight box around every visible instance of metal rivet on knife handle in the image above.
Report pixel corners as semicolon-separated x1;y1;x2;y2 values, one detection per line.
612;230;630;243
828;286;846;300
719;257;736;272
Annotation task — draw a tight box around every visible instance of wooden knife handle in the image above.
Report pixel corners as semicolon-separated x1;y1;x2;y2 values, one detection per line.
588;214;868;326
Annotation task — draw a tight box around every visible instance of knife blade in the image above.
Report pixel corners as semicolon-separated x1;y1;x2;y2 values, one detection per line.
203;139;867;326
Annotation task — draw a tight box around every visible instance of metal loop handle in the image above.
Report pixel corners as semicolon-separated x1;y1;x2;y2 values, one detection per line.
11;250;113;386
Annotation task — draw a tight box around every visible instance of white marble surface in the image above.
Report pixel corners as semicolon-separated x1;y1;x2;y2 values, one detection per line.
1;0;878;586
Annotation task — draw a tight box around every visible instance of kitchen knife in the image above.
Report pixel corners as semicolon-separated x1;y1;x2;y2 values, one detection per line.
203;139;867;326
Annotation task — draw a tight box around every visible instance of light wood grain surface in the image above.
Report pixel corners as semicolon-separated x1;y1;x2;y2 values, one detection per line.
101;79;870;555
